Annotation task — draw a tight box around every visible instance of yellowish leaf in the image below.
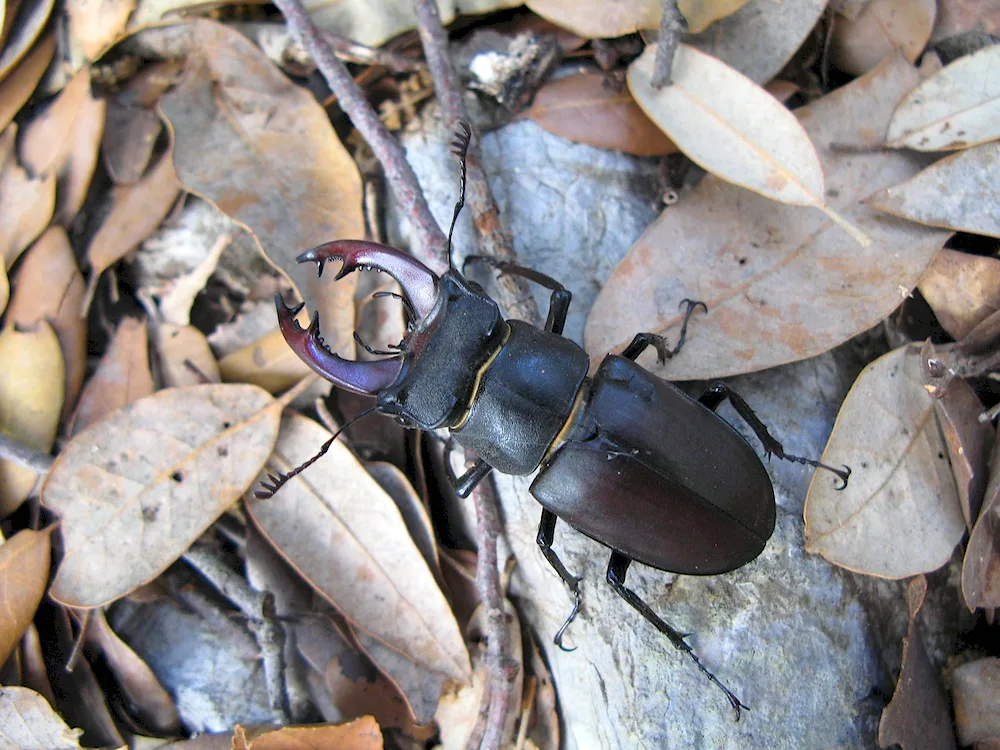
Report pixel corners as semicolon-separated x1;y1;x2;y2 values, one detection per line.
218;325;313;394
0;321;64;516
0;528;52;665
804;346;965;578
44;383;283;607
887;44;1000;151
524;0;658;38
155;324;221;388
68;0;137;59
679;0;752;34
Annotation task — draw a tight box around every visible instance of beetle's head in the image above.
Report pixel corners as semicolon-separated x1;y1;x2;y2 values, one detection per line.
275;238;503;429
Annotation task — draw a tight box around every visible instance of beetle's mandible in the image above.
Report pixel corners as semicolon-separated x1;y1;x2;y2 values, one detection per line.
260;122;851;719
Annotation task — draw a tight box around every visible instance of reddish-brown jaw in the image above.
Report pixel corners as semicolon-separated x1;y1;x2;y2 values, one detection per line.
275;240;440;395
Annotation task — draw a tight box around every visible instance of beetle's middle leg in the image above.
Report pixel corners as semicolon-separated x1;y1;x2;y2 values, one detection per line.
536;509;583;651
621;299;707;362
697;382;851;489
464;256;572;336
606;551;748;720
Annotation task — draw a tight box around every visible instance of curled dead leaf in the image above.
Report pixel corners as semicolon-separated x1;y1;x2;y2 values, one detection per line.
830;0;936;76
0;124;56;267
0;34;54;133
0;321;64;516
44;383;283;607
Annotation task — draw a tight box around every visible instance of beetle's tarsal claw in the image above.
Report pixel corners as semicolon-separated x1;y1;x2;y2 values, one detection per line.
553;588;582;652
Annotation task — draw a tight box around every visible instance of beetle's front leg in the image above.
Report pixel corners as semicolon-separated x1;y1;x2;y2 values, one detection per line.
698;382;851;489
606;551;749;720
536;509;583;651
464;256;572;336
622;299;706;362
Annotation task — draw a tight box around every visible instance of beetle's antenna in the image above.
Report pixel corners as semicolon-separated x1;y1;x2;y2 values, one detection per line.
254;406;379;499
446;121;471;273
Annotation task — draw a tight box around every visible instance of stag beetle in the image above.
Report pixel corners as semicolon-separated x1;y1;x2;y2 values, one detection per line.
259;123;850;718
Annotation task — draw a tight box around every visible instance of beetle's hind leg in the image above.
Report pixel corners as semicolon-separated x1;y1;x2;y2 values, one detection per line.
463;256;572;336
606;551;749;720
622;299;706;363
537;509;583;651
698;382;852;489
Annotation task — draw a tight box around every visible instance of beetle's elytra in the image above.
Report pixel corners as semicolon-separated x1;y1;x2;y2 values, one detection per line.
262;123;850;719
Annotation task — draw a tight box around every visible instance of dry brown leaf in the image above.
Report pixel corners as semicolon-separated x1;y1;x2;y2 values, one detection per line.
0;686;84;749
155;323;221;388
0;124;56;267
963;423;1000;610
43;383;283;607
586;53;951;379
952;658;1000;746
830;0;936;75
19;623;56;707
157;19;363;357
241;717;383;750
6;226;88;420
83;149;181;312
246;412;471;683
218;325;314;394
918;248;1000;341
887;44;1000;151
0;0;54;82
0;321;64;517
628;43;866;244
0;34;54;133
524;0;657;38
69;316;152;435
931;0;1000;41
349;624;447;727
877;576;956;750
102;60;183;185
86;609;181;734
68;0;137;59
686;0;827;83
936;377;994;528
19;67;106;226
868;143;1000;238
0;528;52;665
804;345;964;578
523;72;676;156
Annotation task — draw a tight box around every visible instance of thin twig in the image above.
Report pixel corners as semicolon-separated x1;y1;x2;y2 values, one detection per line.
0;433;54;475
182;544;291;722
651;0;687;89
319;29;424;72
469;474;519;750
271;0;448;270
411;0;540;324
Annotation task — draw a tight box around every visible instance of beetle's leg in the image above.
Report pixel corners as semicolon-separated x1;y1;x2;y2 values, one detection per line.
464;256;572;336
536;509;583;651
621;299;707;363
442;435;493;498
606;551;748;720
698;382;852;489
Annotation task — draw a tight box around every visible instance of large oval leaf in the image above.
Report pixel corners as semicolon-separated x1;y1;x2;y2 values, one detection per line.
246;412;471;683
586;54;951;379
44;383;282;606
804;346;965;578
